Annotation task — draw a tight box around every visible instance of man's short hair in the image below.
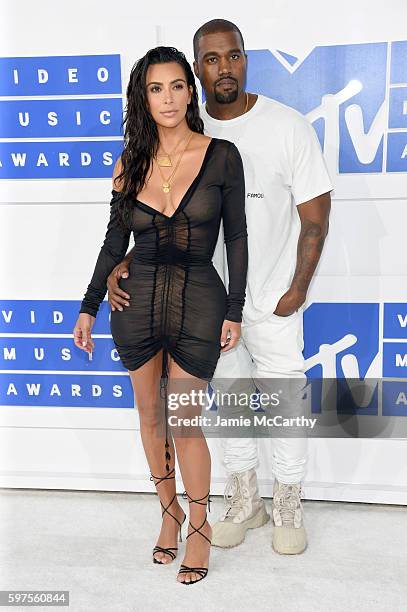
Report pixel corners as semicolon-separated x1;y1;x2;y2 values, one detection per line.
193;19;245;59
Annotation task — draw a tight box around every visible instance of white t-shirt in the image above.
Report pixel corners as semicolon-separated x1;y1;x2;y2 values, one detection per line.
200;94;333;325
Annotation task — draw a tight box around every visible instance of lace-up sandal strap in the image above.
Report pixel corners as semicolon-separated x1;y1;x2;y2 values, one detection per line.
150;466;175;486
152;545;178;561
150;468;185;528
178;564;208;579
182;490;211;512
186;516;211;545
156;492;185;528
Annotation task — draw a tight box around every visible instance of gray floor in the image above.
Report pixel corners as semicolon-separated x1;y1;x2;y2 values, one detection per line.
0;489;406;612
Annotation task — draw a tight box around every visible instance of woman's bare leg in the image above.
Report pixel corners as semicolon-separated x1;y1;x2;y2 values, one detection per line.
128;349;184;564
167;360;212;584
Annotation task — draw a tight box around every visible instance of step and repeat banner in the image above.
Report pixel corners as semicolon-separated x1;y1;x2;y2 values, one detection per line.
0;1;406;502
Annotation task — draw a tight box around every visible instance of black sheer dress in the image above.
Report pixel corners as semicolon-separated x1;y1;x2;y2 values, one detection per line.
79;138;248;468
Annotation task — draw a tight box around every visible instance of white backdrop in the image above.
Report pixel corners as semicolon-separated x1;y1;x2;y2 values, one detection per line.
1;0;407;504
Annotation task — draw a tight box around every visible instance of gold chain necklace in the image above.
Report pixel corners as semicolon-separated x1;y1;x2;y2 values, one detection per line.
241;92;249;113
156;132;194;193
244;92;249;113
156;132;189;167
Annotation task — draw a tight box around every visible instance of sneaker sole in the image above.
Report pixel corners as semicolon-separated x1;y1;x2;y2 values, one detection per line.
211;504;270;549
271;527;308;555
271;541;308;555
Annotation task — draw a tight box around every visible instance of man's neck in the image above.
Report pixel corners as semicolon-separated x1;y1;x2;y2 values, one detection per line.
205;92;258;120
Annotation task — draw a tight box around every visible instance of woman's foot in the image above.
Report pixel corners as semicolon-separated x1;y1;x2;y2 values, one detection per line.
177;519;212;583
153;501;186;564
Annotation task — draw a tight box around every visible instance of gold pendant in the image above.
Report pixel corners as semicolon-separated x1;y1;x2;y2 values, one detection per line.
157;155;172;167
162;182;170;193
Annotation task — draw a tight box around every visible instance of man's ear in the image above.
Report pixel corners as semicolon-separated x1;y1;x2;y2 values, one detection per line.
193;60;199;79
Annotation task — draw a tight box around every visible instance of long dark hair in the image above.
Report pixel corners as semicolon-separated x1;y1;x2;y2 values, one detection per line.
115;46;204;230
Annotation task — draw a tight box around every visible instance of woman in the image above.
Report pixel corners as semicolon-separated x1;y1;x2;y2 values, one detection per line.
73;46;248;585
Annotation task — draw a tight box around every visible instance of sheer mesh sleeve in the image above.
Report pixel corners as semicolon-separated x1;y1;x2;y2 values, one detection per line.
79;190;131;318
221;142;248;323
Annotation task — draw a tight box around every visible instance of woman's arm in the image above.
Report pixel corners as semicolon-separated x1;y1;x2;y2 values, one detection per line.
221;142;248;323
79;159;131;318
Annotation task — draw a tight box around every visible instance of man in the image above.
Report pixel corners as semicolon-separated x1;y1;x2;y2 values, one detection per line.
107;19;332;555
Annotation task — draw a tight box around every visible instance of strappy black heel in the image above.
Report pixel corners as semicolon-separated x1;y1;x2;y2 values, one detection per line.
150;467;186;564
177;490;212;585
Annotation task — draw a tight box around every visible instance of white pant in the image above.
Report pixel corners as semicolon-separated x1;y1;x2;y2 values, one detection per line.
212;309;308;484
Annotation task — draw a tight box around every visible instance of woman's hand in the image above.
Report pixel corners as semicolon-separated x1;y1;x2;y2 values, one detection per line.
73;313;95;354
220;320;241;352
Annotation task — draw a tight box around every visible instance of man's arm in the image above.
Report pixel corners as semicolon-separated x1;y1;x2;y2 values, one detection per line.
274;191;331;316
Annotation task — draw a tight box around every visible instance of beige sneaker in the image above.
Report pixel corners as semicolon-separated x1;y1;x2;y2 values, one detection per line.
271;479;307;554
211;468;270;548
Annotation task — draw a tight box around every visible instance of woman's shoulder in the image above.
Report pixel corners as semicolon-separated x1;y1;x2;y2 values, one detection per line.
210;139;242;166
209;138;240;159
112;156;124;192
192;135;239;162
211;137;236;149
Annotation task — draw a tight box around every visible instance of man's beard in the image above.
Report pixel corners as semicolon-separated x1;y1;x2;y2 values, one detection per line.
214;88;239;104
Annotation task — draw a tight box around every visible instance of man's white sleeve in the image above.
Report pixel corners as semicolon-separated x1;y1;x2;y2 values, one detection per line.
291;116;334;205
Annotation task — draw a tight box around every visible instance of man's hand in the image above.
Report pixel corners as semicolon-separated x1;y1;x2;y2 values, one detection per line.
273;287;306;317
275;191;331;316
220;320;241;352
107;259;131;311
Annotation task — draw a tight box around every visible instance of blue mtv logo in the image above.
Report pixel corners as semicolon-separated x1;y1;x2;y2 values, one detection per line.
247;41;407;174
303;303;380;414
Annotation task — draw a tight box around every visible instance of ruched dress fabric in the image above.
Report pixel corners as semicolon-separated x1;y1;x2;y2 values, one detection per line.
79;138;248;382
